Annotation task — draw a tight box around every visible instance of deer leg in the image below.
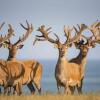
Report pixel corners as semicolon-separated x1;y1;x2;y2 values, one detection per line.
76;78;83;94
57;82;61;94
27;82;35;94
69;86;75;94
13;86;17;95
64;83;71;94
0;87;1;94
8;87;12;95
4;86;8;95
34;81;41;94
15;83;22;96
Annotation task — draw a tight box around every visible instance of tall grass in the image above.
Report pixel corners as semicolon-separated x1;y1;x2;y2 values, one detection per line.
0;93;100;100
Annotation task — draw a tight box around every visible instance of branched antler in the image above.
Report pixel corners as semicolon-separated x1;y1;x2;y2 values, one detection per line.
0;22;5;31
63;24;87;45
88;21;100;44
0;24;14;43
64;26;72;41
73;24;88;34
14;20;33;45
33;25;60;45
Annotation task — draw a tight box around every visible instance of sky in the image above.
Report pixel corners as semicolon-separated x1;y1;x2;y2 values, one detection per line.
0;0;100;60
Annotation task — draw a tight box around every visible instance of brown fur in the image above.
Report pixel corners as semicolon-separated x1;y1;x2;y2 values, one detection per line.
0;60;25;95
19;60;42;93
55;46;82;94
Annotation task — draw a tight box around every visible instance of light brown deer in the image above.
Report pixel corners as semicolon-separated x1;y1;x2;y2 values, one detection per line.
3;21;42;94
33;24;87;94
69;24;96;94
0;23;24;95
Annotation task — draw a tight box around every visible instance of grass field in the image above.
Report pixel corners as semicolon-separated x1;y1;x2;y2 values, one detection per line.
0;93;100;100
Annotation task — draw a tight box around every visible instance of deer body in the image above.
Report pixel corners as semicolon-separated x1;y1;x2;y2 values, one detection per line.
69;48;87;94
55;48;81;93
0;60;25;95
19;60;42;92
56;59;81;86
69;50;87;79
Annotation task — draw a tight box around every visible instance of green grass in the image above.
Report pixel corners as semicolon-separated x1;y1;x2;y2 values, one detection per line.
0;93;100;100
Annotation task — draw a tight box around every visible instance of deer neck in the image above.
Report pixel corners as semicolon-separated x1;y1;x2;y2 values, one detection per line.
56;50;68;70
58;50;67;61
77;50;88;78
7;48;17;61
55;50;69;84
77;50;88;66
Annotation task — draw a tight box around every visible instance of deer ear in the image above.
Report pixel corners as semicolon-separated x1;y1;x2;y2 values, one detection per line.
54;44;58;48
18;45;24;49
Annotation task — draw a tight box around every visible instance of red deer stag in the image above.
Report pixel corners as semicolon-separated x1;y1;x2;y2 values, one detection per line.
69;24;96;94
33;24;87;94
3;21;42;94
0;23;24;94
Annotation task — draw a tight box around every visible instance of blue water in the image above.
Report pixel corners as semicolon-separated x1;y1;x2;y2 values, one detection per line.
23;59;100;94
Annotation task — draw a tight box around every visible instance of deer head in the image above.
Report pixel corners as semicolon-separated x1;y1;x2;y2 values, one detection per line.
73;24;96;56
33;24;86;58
3;20;33;60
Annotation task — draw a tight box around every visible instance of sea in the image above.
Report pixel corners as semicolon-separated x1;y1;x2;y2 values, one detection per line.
23;59;100;94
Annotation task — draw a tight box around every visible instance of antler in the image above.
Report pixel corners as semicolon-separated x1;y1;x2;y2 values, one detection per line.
0;24;14;43
73;24;88;35
69;24;88;44
0;22;5;31
33;25;60;45
64;26;72;41
64;24;87;45
14;20;33;45
88;21;100;44
74;23;99;46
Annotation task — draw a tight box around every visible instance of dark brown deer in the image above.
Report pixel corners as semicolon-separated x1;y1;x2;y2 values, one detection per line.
3;21;42;94
33;24;87;94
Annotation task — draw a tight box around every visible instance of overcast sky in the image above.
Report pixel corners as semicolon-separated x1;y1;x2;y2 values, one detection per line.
0;0;100;60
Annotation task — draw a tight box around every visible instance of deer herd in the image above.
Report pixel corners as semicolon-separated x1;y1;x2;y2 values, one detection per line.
0;20;100;95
